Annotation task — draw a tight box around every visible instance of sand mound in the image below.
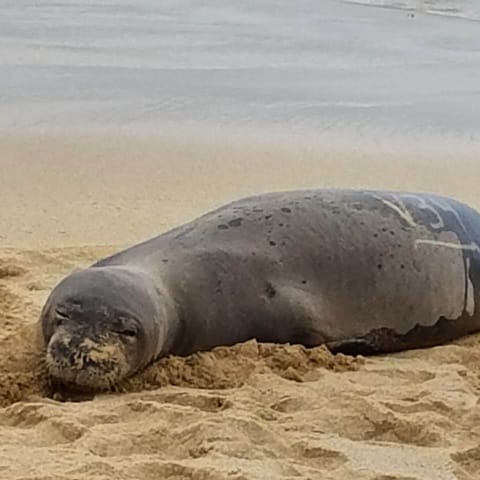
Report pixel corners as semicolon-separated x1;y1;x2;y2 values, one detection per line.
0;323;47;407
121;341;361;393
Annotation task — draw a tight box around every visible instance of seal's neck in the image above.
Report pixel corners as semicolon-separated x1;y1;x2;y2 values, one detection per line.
90;265;180;364
150;281;180;359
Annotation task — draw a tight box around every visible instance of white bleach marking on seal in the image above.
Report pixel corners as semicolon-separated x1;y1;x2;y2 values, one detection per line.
429;198;468;233
466;257;475;315
415;239;477;315
400;194;444;229
370;193;417;227
415;239;480;253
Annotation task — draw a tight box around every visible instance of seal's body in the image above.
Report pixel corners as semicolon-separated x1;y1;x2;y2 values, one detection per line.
40;189;480;389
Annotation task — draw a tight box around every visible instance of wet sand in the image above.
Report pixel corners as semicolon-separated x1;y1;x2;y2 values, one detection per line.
1;132;480;479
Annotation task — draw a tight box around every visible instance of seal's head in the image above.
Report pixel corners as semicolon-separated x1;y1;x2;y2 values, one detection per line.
39;266;169;390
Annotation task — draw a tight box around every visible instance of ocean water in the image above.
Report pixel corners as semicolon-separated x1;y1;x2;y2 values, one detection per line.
1;0;480;149
342;0;480;21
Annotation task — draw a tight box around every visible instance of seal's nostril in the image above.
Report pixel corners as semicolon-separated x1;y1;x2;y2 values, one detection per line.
50;338;71;361
69;352;76;366
84;356;99;368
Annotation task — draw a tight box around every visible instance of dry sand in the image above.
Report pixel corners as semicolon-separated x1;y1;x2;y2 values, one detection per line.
1;132;480;479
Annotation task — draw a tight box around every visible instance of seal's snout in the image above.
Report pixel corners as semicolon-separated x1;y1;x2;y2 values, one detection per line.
49;332;99;367
46;330;130;390
49;334;78;368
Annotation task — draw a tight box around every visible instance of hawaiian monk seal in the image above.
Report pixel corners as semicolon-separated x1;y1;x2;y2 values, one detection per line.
39;189;480;390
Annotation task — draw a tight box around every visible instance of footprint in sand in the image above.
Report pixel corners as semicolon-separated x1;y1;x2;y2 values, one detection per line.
126;391;232;413
0;285;25;330
451;446;480;478
0;260;26;280
291;441;348;471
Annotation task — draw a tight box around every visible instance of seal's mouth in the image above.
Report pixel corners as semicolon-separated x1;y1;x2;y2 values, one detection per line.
45;332;130;391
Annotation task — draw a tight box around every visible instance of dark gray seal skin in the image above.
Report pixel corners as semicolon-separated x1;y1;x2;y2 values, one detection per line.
39;188;480;390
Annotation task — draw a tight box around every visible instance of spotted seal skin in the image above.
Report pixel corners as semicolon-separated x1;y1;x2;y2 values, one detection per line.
39;188;480;390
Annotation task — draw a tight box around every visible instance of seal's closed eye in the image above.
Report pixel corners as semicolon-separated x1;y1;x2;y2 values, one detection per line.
54;308;69;326
55;309;69;319
119;329;137;337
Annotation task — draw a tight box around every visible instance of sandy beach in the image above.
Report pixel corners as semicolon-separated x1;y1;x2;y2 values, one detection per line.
1;0;480;479
1;133;480;480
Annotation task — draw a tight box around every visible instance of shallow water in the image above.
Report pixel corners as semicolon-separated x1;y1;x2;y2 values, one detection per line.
1;0;480;149
342;0;480;21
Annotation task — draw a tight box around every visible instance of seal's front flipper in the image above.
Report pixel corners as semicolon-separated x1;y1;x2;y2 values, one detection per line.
326;338;379;356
